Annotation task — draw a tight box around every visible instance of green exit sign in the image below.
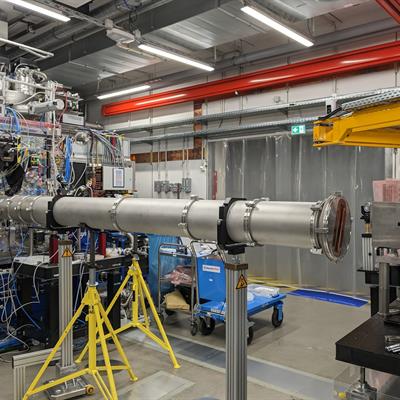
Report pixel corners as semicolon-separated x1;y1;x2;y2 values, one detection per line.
291;124;306;135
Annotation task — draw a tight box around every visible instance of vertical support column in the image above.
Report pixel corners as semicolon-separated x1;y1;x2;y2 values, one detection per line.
49;233;59;265
378;262;390;319
89;230;97;286
29;228;34;257
107;270;121;331
13;365;26;400
48;282;59;347
225;257;248;400
76;228;82;252
58;240;74;372
99;231;107;257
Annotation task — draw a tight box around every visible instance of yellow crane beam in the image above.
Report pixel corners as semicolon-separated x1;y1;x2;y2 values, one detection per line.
313;101;400;148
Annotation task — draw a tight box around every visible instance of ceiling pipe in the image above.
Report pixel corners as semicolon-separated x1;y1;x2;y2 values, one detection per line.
114;88;396;134
102;40;400;116
376;0;400;23
85;17;397;99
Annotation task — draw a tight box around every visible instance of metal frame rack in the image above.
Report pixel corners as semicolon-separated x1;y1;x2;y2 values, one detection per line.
157;242;198;333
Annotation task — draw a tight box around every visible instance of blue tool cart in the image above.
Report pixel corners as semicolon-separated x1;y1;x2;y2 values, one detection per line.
157;240;286;344
193;243;286;344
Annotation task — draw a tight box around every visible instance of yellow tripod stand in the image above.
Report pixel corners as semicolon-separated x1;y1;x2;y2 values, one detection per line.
23;284;137;400
77;257;180;369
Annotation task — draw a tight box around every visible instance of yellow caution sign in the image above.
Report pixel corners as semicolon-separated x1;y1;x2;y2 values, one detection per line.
236;274;248;290
62;248;73;258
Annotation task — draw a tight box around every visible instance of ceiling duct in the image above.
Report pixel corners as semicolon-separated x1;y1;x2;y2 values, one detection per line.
0;19;8;47
114;0;142;10
54;0;92;8
0;17;8;47
257;0;305;22
6;0;169;61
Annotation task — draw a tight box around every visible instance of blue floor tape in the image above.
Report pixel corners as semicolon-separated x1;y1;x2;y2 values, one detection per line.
287;289;368;307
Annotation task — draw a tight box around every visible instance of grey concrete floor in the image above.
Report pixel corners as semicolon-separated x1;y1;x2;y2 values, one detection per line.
163;292;370;380
4;341;299;400
0;292;370;399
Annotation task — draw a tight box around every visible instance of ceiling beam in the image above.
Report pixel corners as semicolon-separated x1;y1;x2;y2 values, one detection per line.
38;30;115;70
132;0;231;35
29;0;107;28
37;0;231;72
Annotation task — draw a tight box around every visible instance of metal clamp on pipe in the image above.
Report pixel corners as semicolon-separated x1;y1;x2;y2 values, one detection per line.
243;197;269;246
218;197;247;255
310;193;351;262
110;196;129;232
178;195;202;239
310;200;325;255
14;196;30;224
24;196;42;226
5;196;15;221
46;196;72;232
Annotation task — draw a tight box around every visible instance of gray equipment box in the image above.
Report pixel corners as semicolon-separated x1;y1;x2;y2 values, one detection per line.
102;166;134;192
372;202;400;249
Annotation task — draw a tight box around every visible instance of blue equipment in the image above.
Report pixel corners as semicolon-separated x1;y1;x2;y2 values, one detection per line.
194;254;286;342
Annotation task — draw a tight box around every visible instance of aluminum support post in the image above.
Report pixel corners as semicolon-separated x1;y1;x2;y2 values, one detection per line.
225;255;248;400
378;262;390;318
46;239;89;399
58;240;74;371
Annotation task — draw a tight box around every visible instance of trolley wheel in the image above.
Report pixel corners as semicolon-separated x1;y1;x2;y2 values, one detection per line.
191;321;198;336
86;385;95;395
199;317;215;336
272;307;283;328
247;326;254;345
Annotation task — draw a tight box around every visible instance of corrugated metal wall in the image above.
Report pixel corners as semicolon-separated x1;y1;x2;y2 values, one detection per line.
215;134;385;295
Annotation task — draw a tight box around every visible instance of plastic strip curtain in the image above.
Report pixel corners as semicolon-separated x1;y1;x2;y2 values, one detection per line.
218;135;385;295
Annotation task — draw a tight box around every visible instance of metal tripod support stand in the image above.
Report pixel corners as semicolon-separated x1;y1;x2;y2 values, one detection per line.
23;230;137;400
76;255;180;369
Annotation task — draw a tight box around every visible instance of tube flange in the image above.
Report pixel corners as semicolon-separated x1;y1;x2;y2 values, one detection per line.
178;195;202;239
110;197;129;232
243;197;269;246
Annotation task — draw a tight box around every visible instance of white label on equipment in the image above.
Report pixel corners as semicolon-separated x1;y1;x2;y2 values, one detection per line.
62;113;84;126
202;264;220;273
113;168;125;188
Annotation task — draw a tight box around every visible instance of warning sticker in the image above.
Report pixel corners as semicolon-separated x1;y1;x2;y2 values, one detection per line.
236;274;248;290
62;248;73;258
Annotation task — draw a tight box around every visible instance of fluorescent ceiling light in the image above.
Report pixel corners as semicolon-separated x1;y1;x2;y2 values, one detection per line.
97;85;151;100
138;44;215;72
4;0;71;22
241;5;313;48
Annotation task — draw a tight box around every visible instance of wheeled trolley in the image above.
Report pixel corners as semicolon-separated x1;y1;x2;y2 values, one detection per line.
193;249;286;344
